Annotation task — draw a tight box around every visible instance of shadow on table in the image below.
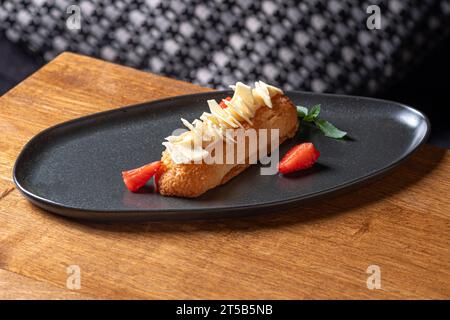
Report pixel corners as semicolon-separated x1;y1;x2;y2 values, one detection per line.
44;145;446;234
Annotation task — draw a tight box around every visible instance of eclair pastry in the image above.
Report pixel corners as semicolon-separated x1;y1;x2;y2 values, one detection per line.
157;81;298;198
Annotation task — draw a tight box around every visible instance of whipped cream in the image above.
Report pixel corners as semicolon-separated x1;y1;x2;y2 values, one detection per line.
162;81;283;164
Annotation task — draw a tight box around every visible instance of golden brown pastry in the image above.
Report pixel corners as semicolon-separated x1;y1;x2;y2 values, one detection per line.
157;81;298;198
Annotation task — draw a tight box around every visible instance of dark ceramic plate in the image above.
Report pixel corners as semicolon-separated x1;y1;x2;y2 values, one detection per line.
13;91;429;221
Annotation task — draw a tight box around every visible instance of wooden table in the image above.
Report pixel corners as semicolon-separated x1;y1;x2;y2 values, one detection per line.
0;52;449;299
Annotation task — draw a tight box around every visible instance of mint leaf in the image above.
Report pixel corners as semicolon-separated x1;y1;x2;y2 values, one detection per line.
304;104;321;122
314;119;347;139
296;104;348;139
296;106;308;118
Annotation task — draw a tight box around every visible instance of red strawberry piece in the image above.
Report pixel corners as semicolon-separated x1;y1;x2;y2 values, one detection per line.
278;143;320;174
219;96;232;109
122;161;161;192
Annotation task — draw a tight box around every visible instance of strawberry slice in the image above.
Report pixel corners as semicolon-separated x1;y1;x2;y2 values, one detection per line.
219;96;232;109
122;161;161;192
278;143;320;174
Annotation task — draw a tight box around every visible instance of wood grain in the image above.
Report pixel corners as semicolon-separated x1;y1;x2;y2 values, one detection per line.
0;269;92;299
0;52;449;299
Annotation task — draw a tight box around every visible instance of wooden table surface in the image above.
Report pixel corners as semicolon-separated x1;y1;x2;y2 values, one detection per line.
0;52;449;299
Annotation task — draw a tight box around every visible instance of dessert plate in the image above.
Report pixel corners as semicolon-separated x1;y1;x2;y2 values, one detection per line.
13;91;429;221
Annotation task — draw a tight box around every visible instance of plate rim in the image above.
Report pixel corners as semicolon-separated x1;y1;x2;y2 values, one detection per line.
12;90;431;220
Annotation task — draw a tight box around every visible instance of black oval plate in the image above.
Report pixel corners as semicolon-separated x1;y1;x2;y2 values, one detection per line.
13;91;429;221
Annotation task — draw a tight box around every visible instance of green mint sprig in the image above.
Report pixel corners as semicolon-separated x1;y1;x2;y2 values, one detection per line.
296;104;347;139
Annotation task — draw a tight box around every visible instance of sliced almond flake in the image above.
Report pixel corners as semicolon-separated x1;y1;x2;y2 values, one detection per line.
254;81;273;108
208;99;240;128
233;82;254;107
224;99;253;125
163;81;283;163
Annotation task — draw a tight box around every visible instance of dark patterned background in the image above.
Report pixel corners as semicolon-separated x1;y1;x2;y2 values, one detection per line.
0;0;449;94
